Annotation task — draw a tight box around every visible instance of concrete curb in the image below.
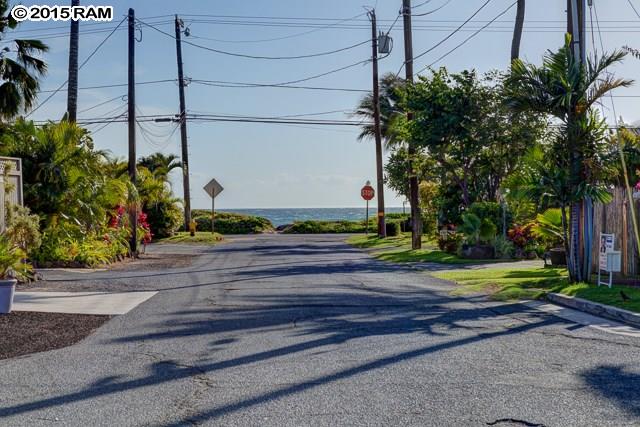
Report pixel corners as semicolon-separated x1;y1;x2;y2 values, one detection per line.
546;292;640;329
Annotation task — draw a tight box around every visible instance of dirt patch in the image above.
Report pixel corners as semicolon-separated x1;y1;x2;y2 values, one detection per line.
0;311;110;360
107;253;193;271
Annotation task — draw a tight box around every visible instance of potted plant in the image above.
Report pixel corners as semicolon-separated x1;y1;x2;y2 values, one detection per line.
531;208;566;266
0;235;32;314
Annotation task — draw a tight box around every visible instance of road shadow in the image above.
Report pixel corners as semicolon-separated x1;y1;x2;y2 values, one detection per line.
580;365;640;417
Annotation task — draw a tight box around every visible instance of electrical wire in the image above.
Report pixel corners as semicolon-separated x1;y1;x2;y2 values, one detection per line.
416;0;517;74
137;18;370;60
412;0;454;17
37;79;177;94
190;79;368;92
396;0;493;76
27;16;127;117
627;0;640;19
187;12;368;44
77;94;127;114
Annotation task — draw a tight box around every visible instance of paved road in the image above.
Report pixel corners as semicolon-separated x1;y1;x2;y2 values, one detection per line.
1;234;640;426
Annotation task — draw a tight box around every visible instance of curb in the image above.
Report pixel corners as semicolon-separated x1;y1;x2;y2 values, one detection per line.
546;293;640;329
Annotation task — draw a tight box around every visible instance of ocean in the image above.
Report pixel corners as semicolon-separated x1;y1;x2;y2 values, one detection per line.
217;207;407;227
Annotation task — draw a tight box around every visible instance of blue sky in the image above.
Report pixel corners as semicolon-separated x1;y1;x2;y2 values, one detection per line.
12;0;640;208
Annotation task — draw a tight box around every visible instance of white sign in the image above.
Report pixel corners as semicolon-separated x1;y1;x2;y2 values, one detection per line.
599;233;615;271
203;179;224;199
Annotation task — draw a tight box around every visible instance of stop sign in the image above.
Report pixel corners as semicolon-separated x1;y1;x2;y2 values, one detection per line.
361;185;375;201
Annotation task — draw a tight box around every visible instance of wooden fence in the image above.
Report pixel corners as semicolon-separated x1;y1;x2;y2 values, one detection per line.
591;187;640;278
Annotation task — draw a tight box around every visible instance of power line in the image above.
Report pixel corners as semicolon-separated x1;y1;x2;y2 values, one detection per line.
396;0;493;76
190;79;368;93
27;16;127;117
38;79;177;94
627;0;640;19
417;0;517;73
412;0;453;17
187;12;368;44
77;94;127;114
137;17;371;60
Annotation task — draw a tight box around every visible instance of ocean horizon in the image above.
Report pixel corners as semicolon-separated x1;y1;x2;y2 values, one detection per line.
214;207;408;227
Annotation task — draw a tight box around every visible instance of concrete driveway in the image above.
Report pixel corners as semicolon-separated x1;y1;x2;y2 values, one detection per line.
1;234;639;426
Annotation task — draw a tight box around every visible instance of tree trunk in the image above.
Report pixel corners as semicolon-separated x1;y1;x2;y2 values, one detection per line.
560;204;572;275
569;202;583;282
511;0;526;61
66;0;80;122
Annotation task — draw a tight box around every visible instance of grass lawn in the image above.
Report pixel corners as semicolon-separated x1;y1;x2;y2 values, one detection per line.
155;232;223;245
347;233;496;265
433;266;640;313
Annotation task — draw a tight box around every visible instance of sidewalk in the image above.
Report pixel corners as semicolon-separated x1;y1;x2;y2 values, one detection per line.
13;291;157;315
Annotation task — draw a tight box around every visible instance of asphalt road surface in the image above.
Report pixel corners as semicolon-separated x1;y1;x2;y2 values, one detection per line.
1;234;640;426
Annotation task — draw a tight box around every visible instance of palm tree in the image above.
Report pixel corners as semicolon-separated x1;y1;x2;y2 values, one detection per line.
0;0;48;119
506;37;632;282
353;73;404;149
138;153;182;180
511;0;525;61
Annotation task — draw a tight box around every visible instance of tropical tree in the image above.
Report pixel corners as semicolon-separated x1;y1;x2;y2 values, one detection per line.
505;36;632;281
138;153;182;180
0;0;48;119
353;72;405;148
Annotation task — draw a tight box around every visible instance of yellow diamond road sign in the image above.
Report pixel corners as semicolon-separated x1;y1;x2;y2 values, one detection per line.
204;178;224;199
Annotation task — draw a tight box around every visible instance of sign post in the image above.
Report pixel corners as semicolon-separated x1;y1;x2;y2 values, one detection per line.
203;178;224;234
361;181;375;235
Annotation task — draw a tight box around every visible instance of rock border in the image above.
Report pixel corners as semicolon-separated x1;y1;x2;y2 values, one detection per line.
546;292;640;329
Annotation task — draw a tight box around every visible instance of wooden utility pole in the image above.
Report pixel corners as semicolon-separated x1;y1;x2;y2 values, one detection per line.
66;0;80;122
175;15;192;232
128;8;137;254
402;0;422;249
511;0;525;61
369;10;386;238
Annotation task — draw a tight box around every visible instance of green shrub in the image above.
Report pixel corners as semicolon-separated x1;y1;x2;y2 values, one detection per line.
0;235;32;282
438;232;462;254
5;205;41;253
283;220;367;234
146;200;182;239
468;201;510;231
32;221;129;268
493;236;515;259
385;221;401;237
190;211;273;234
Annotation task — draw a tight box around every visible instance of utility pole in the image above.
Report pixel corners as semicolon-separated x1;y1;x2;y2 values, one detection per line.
369;10;386;238
66;0;79;122
175;15;192;232
128;8;137;254
402;0;422;249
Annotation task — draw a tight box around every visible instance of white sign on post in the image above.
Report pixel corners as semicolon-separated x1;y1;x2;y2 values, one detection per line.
598;233;616;288
203;179;224;234
598;233;615;271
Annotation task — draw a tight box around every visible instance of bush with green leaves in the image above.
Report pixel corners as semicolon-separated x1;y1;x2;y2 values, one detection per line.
191;211;273;234
460;213;497;245
531;208;564;249
283;220;366;234
385;221;401;237
0;235;32;282
146;200;182;239
5;205;41;253
493;236;515;259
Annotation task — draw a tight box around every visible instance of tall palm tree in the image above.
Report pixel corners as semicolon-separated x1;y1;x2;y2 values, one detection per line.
0;0;48;119
138;153;183;180
511;0;525;61
353;73;404;149
506;38;632;282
